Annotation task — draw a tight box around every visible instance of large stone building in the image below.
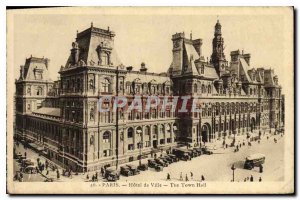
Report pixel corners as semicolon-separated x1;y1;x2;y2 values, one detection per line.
15;21;284;172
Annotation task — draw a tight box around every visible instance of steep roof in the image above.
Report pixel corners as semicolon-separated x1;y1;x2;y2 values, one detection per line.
20;56;51;81
64;25;122;69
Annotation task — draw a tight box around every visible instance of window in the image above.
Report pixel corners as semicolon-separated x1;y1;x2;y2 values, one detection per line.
153;125;158;139
101;53;108;65
201;84;205;93
89;79;94;89
127;128;133;138
194;84;198;93
144;141;150;147
128;144;134;150
167;138;171;143
208;85;212;94
103;131;110;143
145;126;150;136
160;139;165;144
201;65;204;74
36;87;43;96
160;125;165;134
102;78;110;93
103;149;111;157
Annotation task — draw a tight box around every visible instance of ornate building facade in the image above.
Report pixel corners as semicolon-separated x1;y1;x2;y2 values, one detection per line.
15;21;284;172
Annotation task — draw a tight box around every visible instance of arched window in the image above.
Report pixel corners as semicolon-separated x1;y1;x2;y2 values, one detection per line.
208;85;212;94
103;131;111;143
127;127;134;138
160;124;165;134
102;78;110;93
194;84;198;93
36;87;43;96
145;126;150;136
153;125;158;139
201;84;206;93
250;88;253;95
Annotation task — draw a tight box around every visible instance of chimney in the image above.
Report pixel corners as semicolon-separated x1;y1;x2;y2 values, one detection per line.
140;62;148;72
20;65;24;79
44;58;50;69
192;39;203;57
243;54;251;66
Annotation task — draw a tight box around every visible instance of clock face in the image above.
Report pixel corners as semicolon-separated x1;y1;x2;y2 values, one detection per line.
174;41;180;48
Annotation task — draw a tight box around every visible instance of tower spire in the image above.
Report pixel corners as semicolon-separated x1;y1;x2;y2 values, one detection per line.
211;20;227;76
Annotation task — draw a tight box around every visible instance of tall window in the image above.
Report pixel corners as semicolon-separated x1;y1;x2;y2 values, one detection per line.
36;87;43;96
145;126;150;136
201;84;205;93
201;65;204;74
103;131;110;143
208;85;212;94
102;78;110;93
194;84;198;93
127;128;134;138
89;79;94;89
101;53;108;65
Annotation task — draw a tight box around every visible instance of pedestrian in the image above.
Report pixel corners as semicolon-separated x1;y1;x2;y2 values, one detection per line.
190;172;193;180
239;143;242;148
185;174;189;181
201;175;205;182
167;173;170;180
259;165;263;173
244;178;247;182
259;177;262;182
250;175;254;182
86;174;89;180
180;172;183;181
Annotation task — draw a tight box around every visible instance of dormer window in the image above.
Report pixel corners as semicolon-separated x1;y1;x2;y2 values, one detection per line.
201;65;204;74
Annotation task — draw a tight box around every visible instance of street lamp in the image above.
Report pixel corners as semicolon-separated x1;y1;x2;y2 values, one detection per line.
231;164;236;182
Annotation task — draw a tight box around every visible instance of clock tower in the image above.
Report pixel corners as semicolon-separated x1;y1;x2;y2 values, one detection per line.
211;20;227;76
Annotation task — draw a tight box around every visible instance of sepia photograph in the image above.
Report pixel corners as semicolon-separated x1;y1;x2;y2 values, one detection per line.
6;6;294;194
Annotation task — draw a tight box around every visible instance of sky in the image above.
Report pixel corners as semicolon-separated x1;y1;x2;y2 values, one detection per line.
11;8;288;92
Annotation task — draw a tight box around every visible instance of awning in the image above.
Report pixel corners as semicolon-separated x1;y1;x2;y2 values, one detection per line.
136;129;142;134
173;126;178;131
